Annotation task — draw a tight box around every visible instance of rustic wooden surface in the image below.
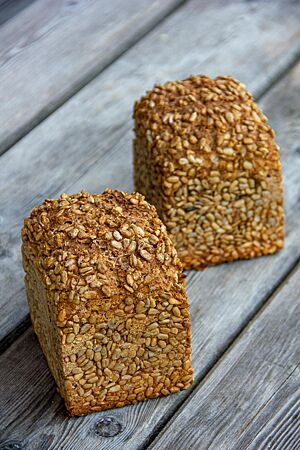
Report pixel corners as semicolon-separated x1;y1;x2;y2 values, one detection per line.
0;1;299;449
152;263;300;450
1;0;300;345
0;0;183;155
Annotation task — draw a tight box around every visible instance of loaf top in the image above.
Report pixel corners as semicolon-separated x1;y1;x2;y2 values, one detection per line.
22;189;185;321
134;75;280;176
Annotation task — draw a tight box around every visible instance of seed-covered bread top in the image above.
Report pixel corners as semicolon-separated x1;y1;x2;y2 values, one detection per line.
134;75;284;269
134;75;281;183
22;189;185;325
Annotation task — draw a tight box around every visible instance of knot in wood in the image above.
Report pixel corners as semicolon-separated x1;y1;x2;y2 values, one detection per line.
94;417;123;437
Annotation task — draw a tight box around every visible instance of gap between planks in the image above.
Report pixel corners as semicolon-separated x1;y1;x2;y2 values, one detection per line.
0;0;186;157
0;0;37;27
0;41;298;355
0;2;298;446
140;256;300;450
1;0;300;346
0;314;31;355
254;40;300;99
0;60;299;448
150;262;300;450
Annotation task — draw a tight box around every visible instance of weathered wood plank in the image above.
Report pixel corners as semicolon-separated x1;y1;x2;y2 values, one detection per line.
0;0;36;27
0;1;300;447
247;378;300;450
0;0;300;343
0;0;183;154
0;59;299;449
151;265;300;450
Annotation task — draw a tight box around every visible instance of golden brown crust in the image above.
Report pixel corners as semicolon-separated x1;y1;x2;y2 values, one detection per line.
22;189;193;415
133;75;284;269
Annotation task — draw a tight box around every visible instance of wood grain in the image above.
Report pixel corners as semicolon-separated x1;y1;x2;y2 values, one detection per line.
0;58;299;449
151;264;300;450
246;373;300;450
0;0;183;154
0;1;300;448
0;0;300;343
0;0;36;27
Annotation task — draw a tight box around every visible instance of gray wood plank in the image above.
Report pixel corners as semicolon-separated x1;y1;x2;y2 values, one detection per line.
0;0;183;155
0;0;37;27
0;0;300;344
0;59;299;450
246;374;300;450
151;265;300;450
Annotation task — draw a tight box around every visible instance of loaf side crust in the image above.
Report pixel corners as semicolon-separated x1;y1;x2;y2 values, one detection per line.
134;75;284;269
22;189;194;415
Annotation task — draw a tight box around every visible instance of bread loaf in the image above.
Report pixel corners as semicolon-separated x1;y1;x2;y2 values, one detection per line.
134;75;284;269
22;189;193;416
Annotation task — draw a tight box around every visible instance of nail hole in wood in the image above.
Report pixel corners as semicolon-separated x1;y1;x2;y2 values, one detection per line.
95;417;123;437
